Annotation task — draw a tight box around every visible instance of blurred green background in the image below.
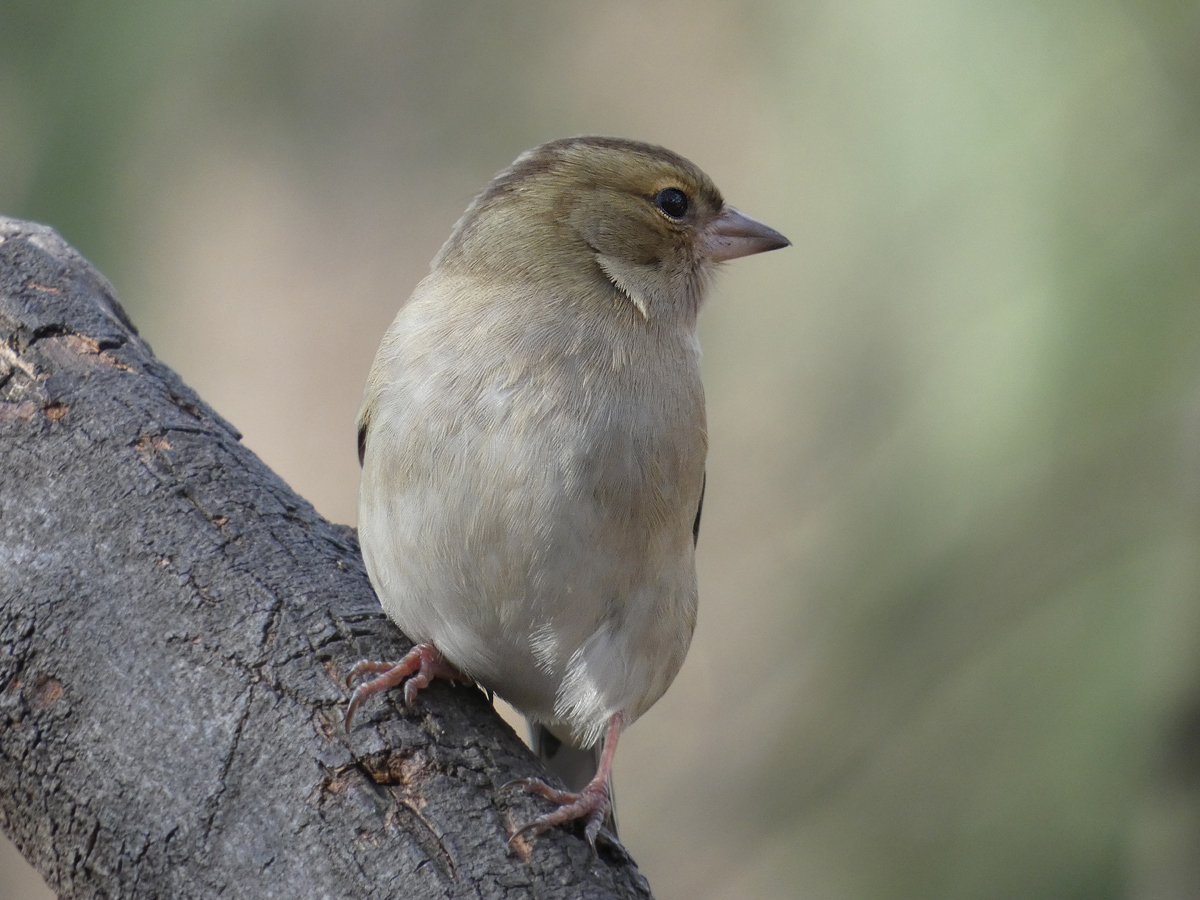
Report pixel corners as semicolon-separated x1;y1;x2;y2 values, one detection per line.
3;2;1200;898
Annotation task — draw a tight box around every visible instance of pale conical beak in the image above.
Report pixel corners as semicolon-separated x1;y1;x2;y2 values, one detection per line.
700;206;791;263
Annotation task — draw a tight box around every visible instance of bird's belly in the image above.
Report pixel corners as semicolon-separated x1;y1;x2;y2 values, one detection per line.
358;393;702;745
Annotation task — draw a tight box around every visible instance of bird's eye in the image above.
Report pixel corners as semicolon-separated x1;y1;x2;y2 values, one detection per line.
654;187;689;220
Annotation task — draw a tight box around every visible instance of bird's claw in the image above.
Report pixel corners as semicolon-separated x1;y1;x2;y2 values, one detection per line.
343;643;465;732
503;776;611;852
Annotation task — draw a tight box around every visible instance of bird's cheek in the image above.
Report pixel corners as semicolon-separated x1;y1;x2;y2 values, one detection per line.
567;201;662;266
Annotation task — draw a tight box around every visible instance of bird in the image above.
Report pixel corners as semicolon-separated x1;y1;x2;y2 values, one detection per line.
346;136;789;849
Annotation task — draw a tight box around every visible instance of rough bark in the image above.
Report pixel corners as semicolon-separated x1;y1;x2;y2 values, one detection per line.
0;217;653;900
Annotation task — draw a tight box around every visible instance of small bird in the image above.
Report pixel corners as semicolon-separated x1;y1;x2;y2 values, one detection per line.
347;136;788;848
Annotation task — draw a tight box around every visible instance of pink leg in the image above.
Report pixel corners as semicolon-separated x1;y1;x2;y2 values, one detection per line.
505;713;624;850
344;643;466;731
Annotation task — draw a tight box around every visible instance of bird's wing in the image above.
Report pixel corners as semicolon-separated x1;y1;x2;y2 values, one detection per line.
692;470;706;546
357;394;375;467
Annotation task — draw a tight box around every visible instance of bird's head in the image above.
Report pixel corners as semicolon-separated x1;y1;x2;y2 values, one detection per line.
433;137;789;323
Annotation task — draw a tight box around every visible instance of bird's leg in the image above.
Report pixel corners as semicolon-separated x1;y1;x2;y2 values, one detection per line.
344;643;466;731
505;712;624;850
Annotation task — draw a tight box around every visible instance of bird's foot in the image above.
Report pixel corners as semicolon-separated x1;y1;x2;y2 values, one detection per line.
503;774;611;851
344;643;465;731
503;712;623;851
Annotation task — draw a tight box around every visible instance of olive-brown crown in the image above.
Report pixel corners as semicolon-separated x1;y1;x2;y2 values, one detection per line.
435;137;728;292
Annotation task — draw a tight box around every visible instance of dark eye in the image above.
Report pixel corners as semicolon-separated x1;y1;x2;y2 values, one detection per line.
654;187;689;220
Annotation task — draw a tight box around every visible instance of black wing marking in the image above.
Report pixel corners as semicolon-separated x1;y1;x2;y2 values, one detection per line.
357;423;367;467
692;471;705;546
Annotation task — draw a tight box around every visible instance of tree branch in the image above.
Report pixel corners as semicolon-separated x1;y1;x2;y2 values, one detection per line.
0;217;653;899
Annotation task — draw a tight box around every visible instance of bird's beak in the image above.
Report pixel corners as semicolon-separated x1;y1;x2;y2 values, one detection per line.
700;206;791;263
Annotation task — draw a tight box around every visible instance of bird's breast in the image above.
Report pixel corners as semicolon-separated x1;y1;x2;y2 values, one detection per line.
358;277;707;739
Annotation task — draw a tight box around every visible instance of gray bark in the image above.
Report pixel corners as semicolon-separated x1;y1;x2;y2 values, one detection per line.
0;217;653;900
